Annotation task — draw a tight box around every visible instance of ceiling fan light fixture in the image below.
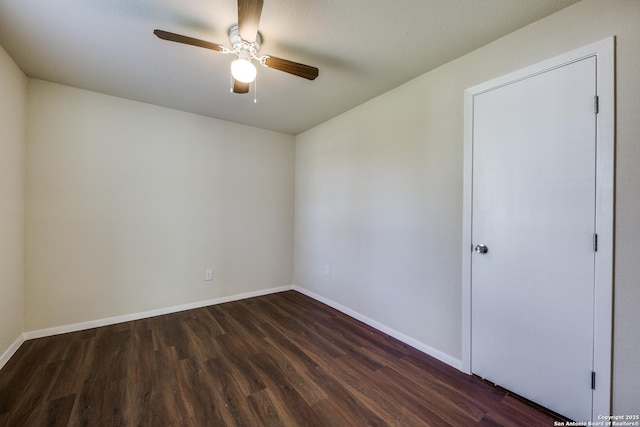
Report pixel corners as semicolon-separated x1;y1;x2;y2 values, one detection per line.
231;58;257;83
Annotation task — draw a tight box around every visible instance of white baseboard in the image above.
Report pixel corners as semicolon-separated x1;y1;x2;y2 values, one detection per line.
0;333;26;371
9;284;461;375
293;285;463;371
24;285;294;341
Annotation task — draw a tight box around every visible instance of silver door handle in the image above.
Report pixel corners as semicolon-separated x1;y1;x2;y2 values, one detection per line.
475;244;489;254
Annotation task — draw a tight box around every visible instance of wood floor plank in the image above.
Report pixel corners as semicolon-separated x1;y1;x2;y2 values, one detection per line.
378;364;479;426
305;365;389;426
212;334;267;396
312;397;364;427
258;337;328;406
206;356;264;426
181;358;236;426
0;291;563;426
246;388;286;427
327;352;450;426
359;344;488;422
261;309;348;361
258;321;319;372
45;393;76;427
48;337;94;401
2;360;64;427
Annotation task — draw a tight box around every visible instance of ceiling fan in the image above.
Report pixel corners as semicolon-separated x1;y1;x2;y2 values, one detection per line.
154;0;319;95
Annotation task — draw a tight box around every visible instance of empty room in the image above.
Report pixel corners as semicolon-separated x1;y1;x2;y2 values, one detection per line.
1;0;639;425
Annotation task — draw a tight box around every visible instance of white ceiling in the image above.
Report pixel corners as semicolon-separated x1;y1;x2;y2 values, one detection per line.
0;0;579;135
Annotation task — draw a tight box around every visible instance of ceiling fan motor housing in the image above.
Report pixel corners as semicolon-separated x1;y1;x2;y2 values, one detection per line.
228;24;262;58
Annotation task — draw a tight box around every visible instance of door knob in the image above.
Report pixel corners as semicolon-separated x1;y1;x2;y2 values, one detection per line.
475;244;489;254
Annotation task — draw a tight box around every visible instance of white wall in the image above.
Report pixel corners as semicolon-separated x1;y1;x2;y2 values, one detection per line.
25;80;295;331
294;0;640;414
0;46;26;361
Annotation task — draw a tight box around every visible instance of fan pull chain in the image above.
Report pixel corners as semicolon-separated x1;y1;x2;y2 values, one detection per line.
253;79;258;103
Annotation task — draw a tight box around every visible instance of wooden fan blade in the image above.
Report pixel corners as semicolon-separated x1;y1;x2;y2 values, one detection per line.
233;79;250;94
237;0;263;42
263;56;319;80
154;29;224;52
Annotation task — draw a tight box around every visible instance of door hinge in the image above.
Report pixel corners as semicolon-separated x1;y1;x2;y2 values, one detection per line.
593;233;598;252
594;95;599;114
591;371;596;390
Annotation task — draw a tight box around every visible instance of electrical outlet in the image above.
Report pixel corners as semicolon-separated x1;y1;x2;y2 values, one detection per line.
324;265;331;276
205;269;213;281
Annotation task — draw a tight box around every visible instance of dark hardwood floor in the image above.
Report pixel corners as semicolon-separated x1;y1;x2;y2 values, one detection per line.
0;291;560;426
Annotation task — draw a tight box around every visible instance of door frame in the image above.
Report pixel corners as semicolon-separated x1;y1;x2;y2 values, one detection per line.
461;37;614;419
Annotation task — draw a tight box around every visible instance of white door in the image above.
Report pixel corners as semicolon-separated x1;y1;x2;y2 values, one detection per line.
471;57;597;421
